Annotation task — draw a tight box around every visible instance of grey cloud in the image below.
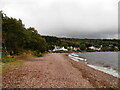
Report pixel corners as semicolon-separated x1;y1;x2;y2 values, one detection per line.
0;0;119;39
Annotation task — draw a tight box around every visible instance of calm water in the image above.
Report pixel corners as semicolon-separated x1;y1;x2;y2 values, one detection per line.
77;52;119;71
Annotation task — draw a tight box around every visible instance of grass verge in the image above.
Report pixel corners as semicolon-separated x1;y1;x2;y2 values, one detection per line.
2;54;34;75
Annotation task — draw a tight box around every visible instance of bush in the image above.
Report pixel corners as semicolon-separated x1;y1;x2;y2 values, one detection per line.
80;44;86;50
2;57;16;63
34;53;43;57
86;48;95;52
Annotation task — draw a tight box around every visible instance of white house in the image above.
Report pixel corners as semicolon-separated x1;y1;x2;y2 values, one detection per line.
89;46;95;50
53;46;68;51
73;47;78;51
70;46;73;49
89;46;101;51
115;46;118;49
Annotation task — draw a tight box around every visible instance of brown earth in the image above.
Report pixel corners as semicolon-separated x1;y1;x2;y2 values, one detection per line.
2;53;119;88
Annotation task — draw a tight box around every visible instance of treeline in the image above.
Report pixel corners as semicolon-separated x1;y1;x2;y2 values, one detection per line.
2;12;48;56
42;36;120;51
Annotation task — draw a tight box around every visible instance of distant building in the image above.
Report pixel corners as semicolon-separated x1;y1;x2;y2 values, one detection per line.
67;46;80;51
115;46;118;49
73;47;79;51
89;46;101;51
89;46;95;50
53;46;68;51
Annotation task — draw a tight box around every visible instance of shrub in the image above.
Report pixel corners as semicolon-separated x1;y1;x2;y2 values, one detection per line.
2;57;16;63
34;52;43;57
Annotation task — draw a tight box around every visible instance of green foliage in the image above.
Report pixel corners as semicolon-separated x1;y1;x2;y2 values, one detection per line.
2;57;16;63
42;36;60;50
34;52;43;57
114;47;119;51
86;48;95;52
42;36;120;52
102;46;119;51
80;44;86;50
67;48;72;51
2;12;48;56
77;49;81;52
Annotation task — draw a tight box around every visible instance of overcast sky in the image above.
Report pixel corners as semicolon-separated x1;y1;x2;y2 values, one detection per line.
0;0;119;39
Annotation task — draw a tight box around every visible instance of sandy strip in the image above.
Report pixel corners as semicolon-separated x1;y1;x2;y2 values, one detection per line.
2;53;119;88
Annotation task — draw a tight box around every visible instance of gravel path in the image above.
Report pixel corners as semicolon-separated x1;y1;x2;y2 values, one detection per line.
2;53;119;88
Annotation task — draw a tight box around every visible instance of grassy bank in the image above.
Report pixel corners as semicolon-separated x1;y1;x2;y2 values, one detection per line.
0;63;2;75
2;54;35;75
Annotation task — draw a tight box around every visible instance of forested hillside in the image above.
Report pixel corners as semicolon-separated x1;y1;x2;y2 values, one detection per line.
2;11;48;56
42;36;120;52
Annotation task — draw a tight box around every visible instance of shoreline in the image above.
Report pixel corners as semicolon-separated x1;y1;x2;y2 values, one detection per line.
68;53;119;78
65;53;119;88
3;53;119;88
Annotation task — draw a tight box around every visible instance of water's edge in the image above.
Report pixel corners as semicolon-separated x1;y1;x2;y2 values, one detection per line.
68;53;119;78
